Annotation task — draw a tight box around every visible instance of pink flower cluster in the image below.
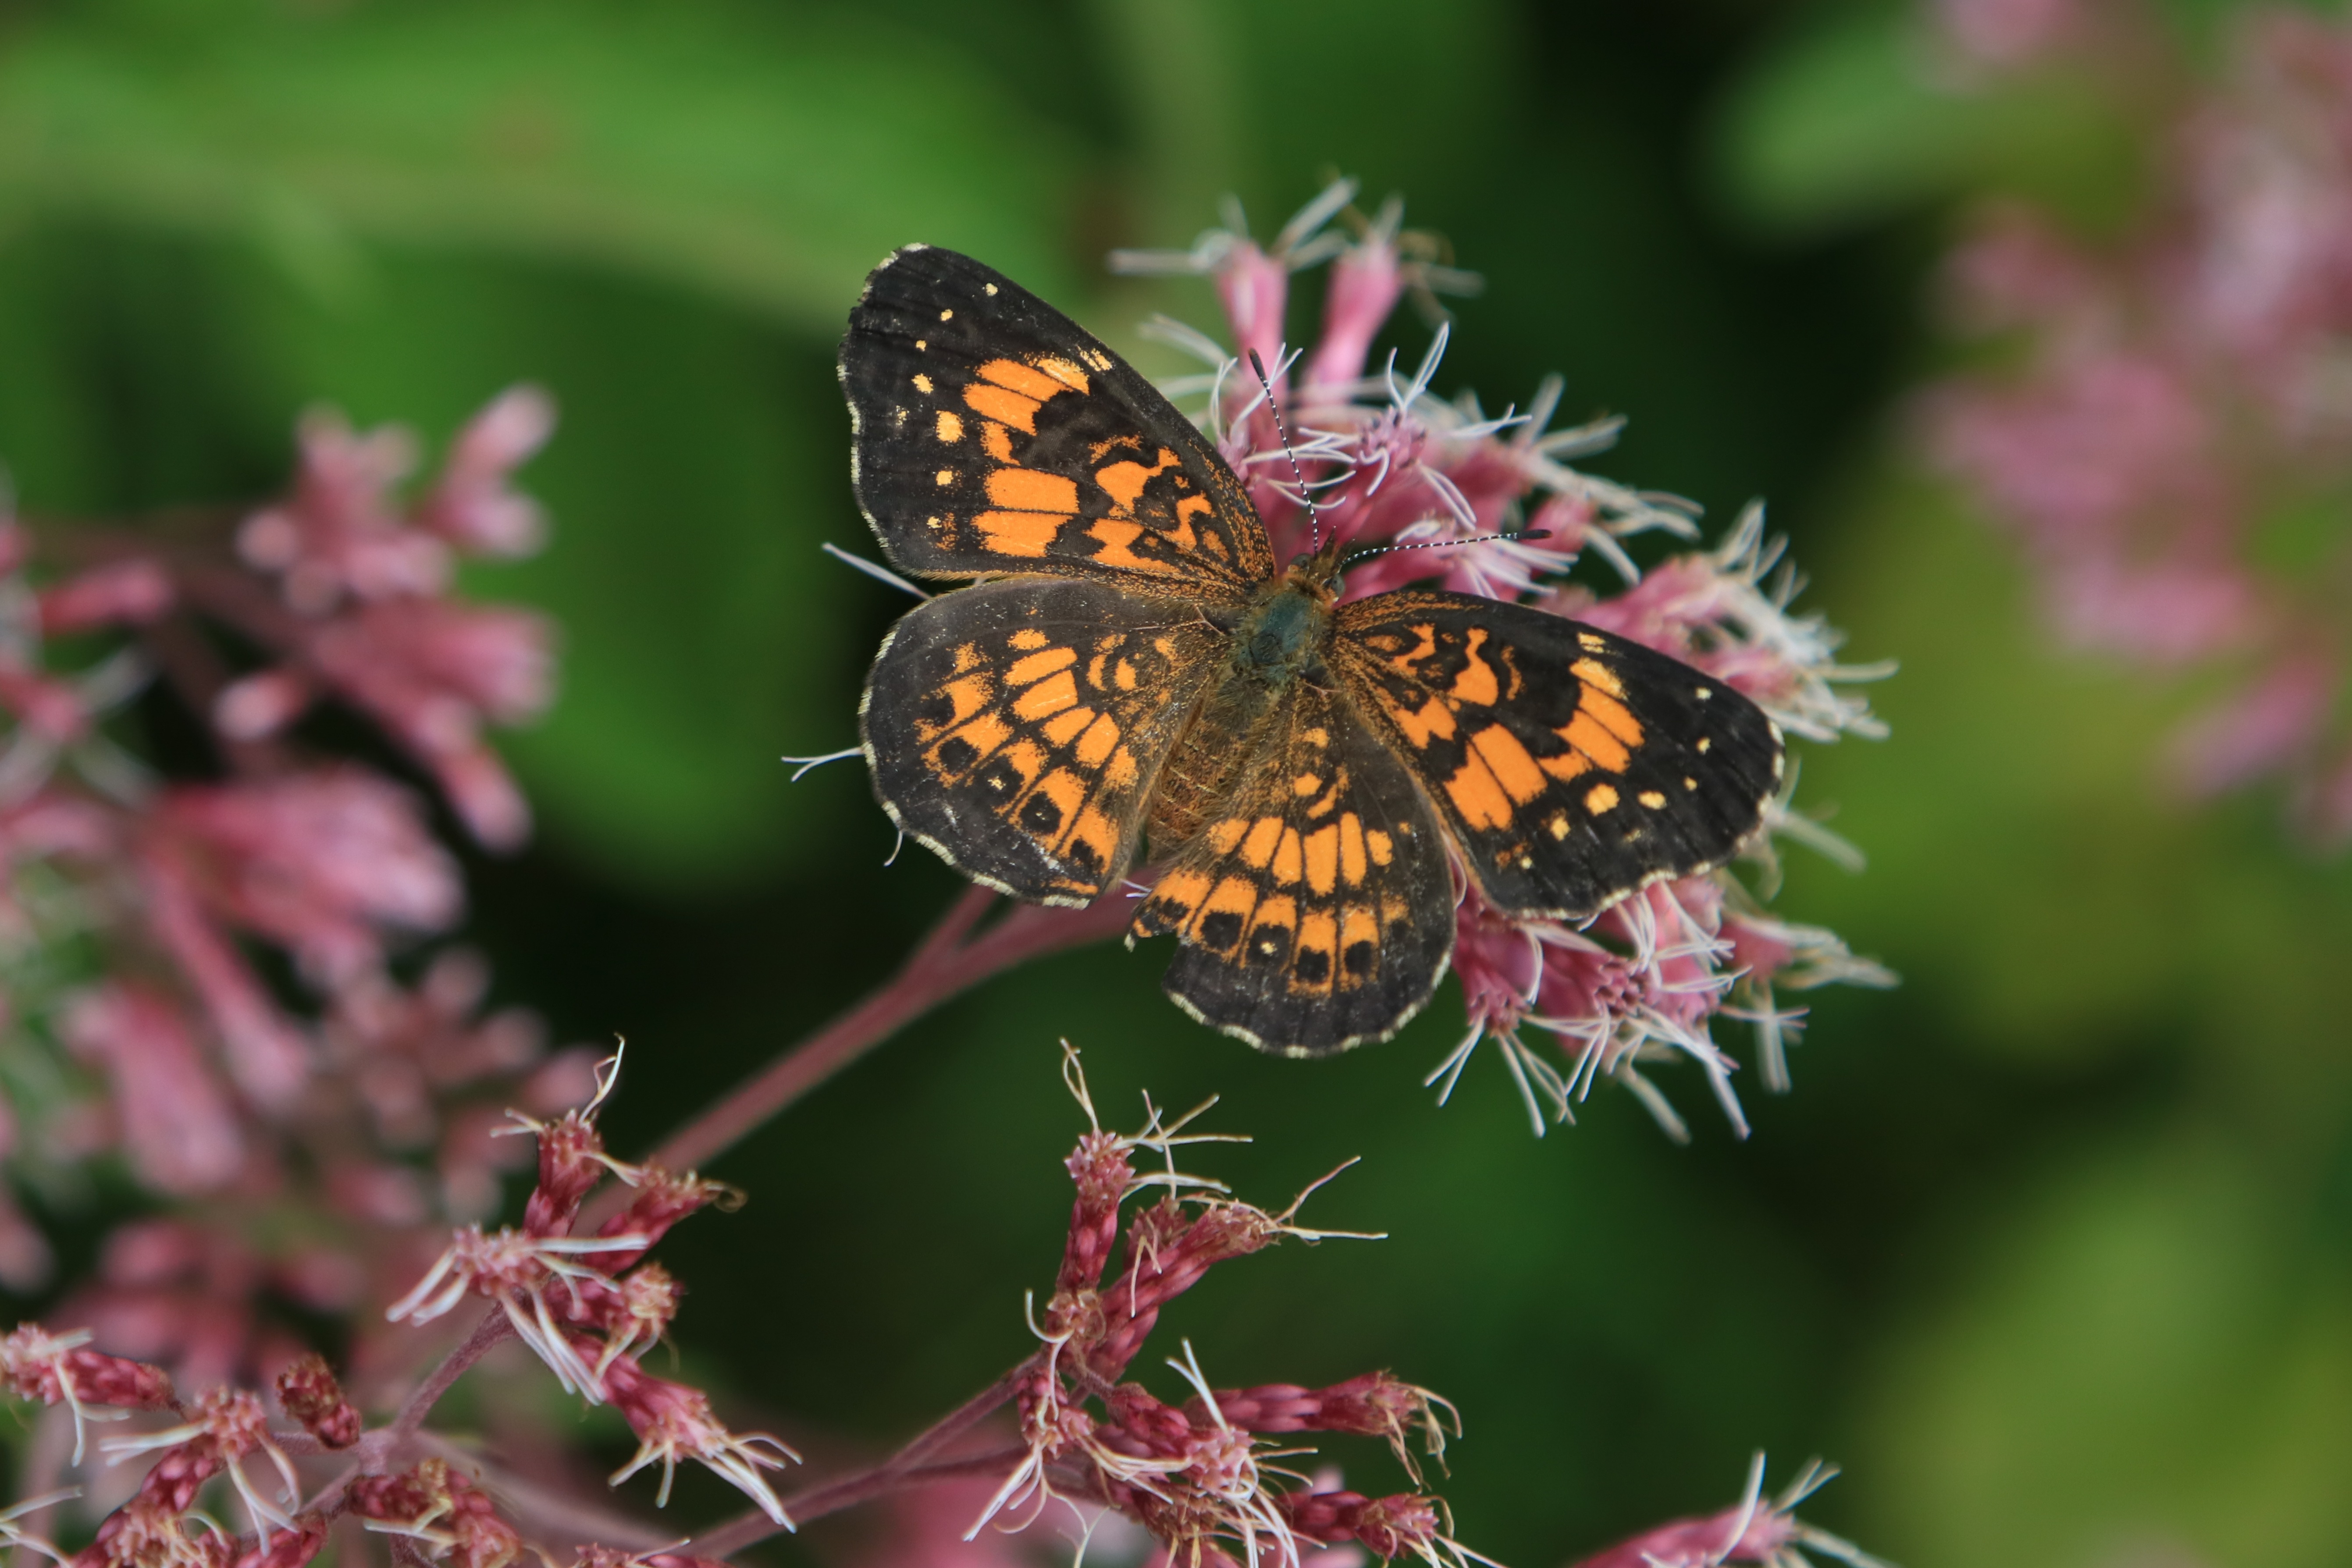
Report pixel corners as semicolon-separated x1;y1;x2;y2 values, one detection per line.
837;1051;1879;1568
1;1044;1886;1568
0;1057;785;1568
1116;184;1891;1136
0;392;577;1401
388;1054;799;1525
975;1049;1473;1568
1922;9;2352;841
1563;1455;1882;1568
215;388;557;850
1930;0;2091;71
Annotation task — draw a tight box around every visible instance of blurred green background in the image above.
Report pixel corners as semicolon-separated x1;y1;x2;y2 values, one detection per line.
6;1;2351;1564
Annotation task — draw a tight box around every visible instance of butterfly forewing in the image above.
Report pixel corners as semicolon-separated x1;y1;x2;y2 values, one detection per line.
1335;591;1783;920
862;577;1225;905
1131;682;1455;1056
842;246;1276;594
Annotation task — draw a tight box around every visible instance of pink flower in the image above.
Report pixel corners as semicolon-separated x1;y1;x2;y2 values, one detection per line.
239;409;447;613
975;1053;1474;1568
1925;11;2352;843
38;560;174;636
0;546;158;809
0;1323;175;1463
218;388;559;848
2163;648;2337;798
1115;181;1605;583
131;769;459;1109
0;1192;52;1294
61;986;245;1195
75;1219;269;1392
301;599;555;849
274;1352;361;1449
417;385;557;557
1567;1457;1882;1568
1932;0;2088;70
98;1387;301;1544
324;951;545;1150
351;1458;523;1568
597;1351;798;1524
145;771;462;985
385;1052;790;1524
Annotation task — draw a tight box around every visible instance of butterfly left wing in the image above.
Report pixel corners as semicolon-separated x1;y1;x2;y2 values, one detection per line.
1335;590;1783;921
842;245;1276;597
1130;682;1455;1057
862;576;1225;906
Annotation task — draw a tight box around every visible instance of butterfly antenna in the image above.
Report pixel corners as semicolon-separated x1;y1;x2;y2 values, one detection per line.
1342;528;1551;567
1246;348;1320;553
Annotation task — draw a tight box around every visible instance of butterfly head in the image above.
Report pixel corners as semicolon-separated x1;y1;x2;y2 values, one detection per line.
1282;531;1349;602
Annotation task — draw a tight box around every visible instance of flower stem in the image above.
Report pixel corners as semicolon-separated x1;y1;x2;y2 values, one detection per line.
387;1309;513;1446
640;886;1136;1176
681;1358;1031;1557
690;1448;1030;1557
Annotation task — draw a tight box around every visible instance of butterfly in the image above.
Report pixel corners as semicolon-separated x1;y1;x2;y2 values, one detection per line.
841;246;1783;1056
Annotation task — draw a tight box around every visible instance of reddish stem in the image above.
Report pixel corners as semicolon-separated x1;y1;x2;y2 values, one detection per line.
639;886;1137;1177
680;1358;1032;1557
386;1309;513;1447
687;1446;1031;1558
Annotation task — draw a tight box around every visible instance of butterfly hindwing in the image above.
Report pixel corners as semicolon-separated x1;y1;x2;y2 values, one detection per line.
1335;590;1783;920
861;576;1225;906
1131;681;1455;1056
842;246;1276;596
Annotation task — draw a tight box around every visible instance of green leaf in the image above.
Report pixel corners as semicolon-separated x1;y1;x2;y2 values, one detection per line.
1859;1134;2352;1566
0;0;1082;328
1710;3;2142;236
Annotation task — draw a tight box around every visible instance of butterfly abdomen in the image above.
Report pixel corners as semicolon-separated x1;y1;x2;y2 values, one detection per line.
1146;682;1270;853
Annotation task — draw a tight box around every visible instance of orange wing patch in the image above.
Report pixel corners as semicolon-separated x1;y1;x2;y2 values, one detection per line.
961;356;1088;433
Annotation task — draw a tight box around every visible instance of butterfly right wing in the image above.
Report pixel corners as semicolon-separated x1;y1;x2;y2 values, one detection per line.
861;576;1224;906
1334;590;1783;920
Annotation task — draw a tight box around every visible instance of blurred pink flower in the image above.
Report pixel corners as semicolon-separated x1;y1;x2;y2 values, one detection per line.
238;411;445;612
62;986;245;1195
145;770;461;984
418;385;558;556
326;949;544;1148
1568;1458;1881;1568
1925;10;2352;841
217;387;558;848
1932;0;2089;69
38;558;174;636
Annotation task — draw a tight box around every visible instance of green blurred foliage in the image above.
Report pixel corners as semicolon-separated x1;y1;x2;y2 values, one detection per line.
7;0;2352;1564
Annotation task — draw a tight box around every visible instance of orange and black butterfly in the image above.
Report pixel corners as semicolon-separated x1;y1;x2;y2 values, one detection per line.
842;246;1782;1056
